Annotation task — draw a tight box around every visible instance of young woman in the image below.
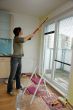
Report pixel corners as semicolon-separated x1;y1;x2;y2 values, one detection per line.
7;27;34;95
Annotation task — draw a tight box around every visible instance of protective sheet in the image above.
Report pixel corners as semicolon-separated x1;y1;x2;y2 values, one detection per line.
0;39;12;56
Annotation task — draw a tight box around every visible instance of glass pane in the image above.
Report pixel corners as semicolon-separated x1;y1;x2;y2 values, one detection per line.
54;17;73;91
44;23;55;79
45;23;55;33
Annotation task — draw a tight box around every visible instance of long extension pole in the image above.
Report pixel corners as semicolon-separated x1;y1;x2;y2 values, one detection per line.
32;17;48;35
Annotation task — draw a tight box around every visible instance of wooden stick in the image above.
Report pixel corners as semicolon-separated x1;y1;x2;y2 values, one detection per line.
32;17;48;34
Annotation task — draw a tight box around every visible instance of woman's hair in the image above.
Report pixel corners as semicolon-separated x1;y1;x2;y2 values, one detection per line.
13;27;22;36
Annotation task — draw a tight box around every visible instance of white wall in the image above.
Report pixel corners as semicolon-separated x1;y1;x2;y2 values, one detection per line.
11;13;40;73
68;49;73;105
45;1;73;22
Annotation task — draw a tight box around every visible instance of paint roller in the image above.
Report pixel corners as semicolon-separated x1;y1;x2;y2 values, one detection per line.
58;96;67;106
51;100;59;106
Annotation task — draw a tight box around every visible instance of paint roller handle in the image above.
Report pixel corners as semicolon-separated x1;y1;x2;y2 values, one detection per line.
32;17;48;35
24;17;48;41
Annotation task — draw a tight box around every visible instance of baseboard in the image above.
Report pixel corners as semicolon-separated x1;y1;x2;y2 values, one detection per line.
21;73;32;76
0;78;8;83
21;73;40;77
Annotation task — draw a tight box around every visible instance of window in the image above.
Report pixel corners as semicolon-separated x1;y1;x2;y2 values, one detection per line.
44;24;55;79
54;17;73;91
0;11;12;56
43;16;73;94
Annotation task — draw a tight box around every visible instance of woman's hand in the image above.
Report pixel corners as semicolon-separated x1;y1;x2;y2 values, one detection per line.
24;33;34;42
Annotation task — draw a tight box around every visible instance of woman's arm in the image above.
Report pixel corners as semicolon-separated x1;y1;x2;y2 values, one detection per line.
24;33;34;42
16;17;48;43
15;33;34;43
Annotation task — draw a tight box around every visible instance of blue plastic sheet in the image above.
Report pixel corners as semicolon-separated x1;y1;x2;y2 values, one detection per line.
0;39;12;56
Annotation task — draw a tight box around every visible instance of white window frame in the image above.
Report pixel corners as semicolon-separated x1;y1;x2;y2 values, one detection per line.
40;10;73;96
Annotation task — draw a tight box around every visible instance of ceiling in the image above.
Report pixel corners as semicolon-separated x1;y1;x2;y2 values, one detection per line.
0;0;69;17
